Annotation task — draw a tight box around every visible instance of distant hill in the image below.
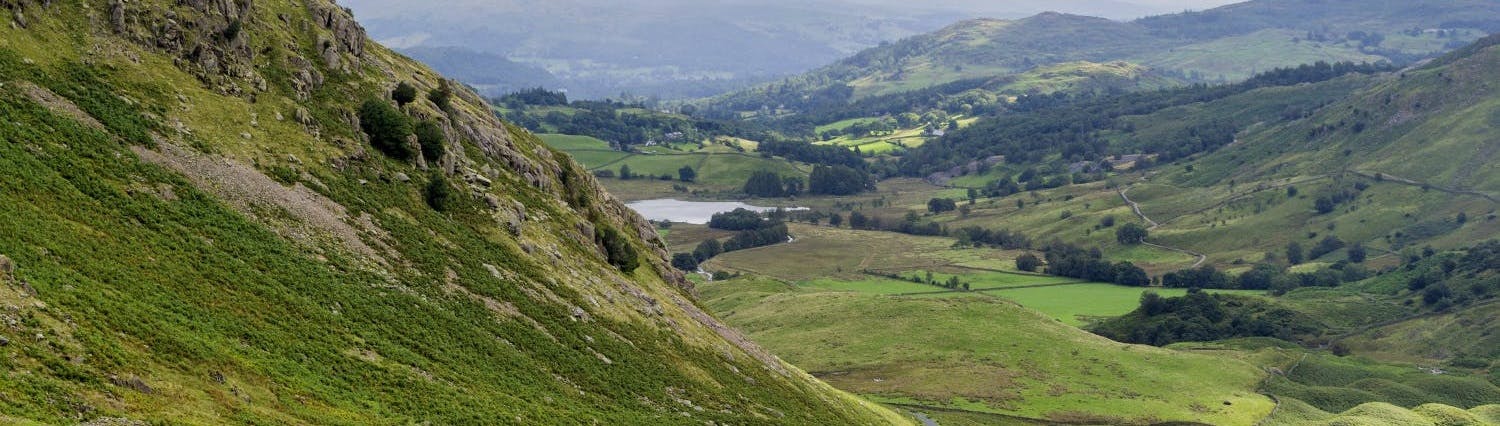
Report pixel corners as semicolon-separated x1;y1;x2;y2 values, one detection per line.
710;0;1497;115
398;46;560;96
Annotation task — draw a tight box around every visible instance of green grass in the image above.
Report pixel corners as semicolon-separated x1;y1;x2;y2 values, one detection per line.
800;277;944;295
535;133;814;200
1138;29;1386;81
986;284;1265;326
700;277;1276;424
0;4;912;424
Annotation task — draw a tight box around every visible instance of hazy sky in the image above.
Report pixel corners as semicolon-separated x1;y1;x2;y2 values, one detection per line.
343;0;1247;22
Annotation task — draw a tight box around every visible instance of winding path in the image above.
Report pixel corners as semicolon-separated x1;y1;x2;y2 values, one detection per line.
1119;188;1207;268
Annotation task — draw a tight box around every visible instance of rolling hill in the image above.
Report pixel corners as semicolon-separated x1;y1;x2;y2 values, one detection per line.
0;0;909;423
709;0;1497;116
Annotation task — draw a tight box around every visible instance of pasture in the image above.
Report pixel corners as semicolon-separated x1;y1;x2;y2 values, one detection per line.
698;276;1276;424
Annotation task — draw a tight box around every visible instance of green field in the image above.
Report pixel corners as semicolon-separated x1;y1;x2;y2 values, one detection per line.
800;277;943;295
699;276;1277;424
987;284;1264;326
537;133;814;200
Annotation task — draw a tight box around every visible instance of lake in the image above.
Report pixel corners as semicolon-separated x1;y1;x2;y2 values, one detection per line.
626;199;805;225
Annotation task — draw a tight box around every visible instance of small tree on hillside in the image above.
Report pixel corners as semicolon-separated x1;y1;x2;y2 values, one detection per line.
414;120;446;163
428;80;454;112
425;173;455;212
927;198;958;213
596;226;639;272
1286;242;1305;265
392;82;418;107
677;165;697;183
619;164;634;180
359;99;414;160
1016;253;1041;272
671;253;699;271
1116;223;1149;245
1347;243;1367;263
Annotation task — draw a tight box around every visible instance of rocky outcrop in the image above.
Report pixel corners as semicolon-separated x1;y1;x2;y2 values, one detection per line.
107;0;262;93
2;0;52;29
306;0;364;70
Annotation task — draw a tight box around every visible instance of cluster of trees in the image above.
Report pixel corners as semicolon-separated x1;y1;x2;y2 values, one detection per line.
1160;262;1369;293
1287;235;1350;263
362;84;450;164
742;171;805;198
898;62;1393;178
868;270;970;291
757;140;866;169
497;88;777;149
708;208;770;230
927;198;958;213
673;209;792;271
1404;240;1500;310
1093;290;1320;346
744;166;873;199
594;225;639;272
1314;184;1366;214
1115;223;1149;245
1041;241;1151;286
952;226;1032;250
357;83;456;213
808;165;874;196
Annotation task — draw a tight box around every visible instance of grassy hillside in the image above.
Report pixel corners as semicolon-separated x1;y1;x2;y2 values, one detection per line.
0;0;909;424
699;276;1276;424
707;0;1492;118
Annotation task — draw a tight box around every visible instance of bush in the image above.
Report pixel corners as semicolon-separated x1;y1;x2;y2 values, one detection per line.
927;198;957;213
708;209;766;231
428;82;453;112
359;99;413;159
425;173;455;212
1347;243;1367;263
693;239;724;262
595;225;639;272
671;253;699;271
393;82;418;107
1016;253;1041;272
1116;223;1149;245
414;120;446;162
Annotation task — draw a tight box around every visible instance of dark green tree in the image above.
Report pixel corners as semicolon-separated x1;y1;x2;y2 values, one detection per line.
671;253;699;271
1315;197;1336;214
425;173;455;212
595;225;639;272
1116;223;1149;245
619;164;634;180
414;120;446;162
927;198;958;213
358;99;414;160
743;170;786;197
1286;242;1305;265
1347;242;1367;263
677;166;697;182
693;239;724;262
392;82;418;107
428;81;454;112
1016;253;1041;272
